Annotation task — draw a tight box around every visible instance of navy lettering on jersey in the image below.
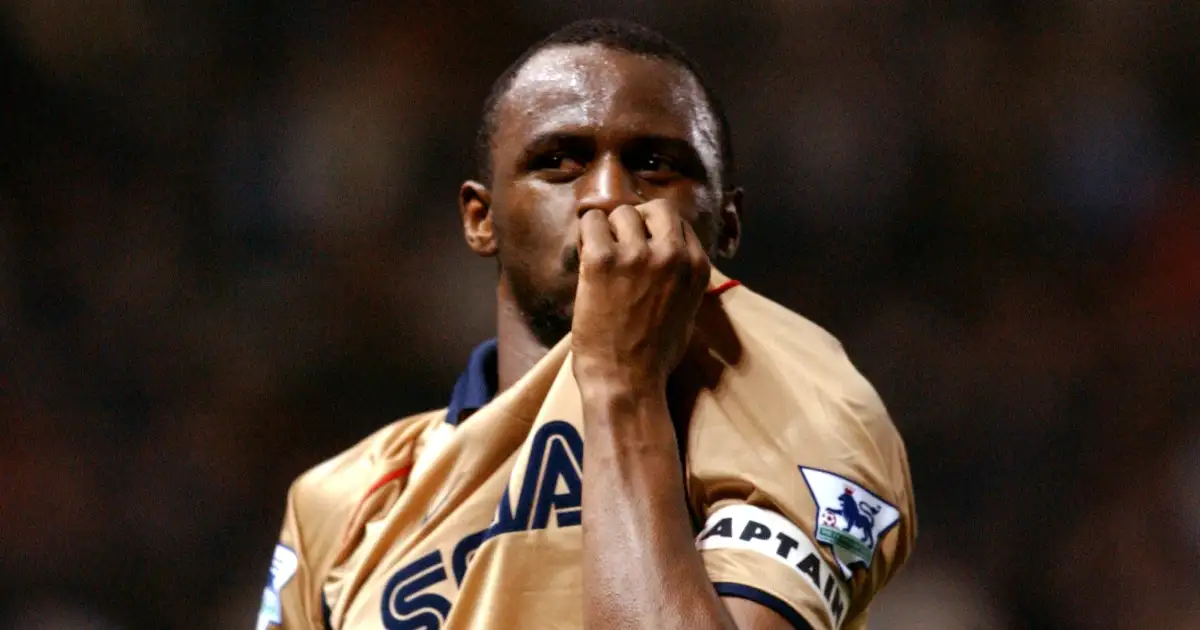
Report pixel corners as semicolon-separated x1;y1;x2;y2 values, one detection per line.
451;529;487;586
485;420;584;539
530;422;584;529
381;549;452;630
382;421;585;627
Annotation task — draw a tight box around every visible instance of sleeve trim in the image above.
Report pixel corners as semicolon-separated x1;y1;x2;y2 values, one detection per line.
697;504;849;626
714;582;815;630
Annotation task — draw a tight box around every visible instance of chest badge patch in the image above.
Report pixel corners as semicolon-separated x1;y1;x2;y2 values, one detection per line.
800;467;900;578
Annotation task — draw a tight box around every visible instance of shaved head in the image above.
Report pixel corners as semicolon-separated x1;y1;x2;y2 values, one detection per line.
475;18;735;188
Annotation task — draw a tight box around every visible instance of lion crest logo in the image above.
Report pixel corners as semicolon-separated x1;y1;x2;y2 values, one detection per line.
829;487;882;547
800;467;901;578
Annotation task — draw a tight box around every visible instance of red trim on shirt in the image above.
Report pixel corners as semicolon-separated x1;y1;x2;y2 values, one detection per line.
336;464;414;554
707;279;742;296
361;465;412;503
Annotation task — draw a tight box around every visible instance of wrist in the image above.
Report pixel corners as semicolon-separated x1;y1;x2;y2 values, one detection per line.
579;383;678;454
574;357;664;400
577;376;668;417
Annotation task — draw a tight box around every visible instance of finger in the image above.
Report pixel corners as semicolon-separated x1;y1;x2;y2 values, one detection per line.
578;209;616;269
639;200;686;251
608;205;648;248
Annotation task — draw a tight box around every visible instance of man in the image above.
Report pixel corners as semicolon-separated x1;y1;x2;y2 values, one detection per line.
258;18;915;630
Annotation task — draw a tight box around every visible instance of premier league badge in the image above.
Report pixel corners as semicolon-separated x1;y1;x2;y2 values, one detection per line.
800;467;901;579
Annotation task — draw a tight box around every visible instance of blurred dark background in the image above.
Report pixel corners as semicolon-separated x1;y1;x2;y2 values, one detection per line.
2;2;1197;628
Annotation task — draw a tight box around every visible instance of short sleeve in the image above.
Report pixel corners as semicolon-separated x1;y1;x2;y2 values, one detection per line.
684;329;917;630
253;412;437;630
255;484;326;630
700;503;851;629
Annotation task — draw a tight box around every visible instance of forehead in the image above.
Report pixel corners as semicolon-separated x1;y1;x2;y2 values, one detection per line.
493;45;721;175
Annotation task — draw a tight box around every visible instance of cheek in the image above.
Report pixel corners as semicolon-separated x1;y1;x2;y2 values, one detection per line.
688;185;720;217
664;184;719;222
675;185;721;249
494;186;577;263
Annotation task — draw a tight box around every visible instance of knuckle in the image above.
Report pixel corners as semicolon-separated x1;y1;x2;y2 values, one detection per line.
583;246;616;269
622;243;650;267
673;241;693;262
640;201;666;219
639;198;671;214
613;204;639;220
580;208;603;223
649;242;686;271
650;204;679;228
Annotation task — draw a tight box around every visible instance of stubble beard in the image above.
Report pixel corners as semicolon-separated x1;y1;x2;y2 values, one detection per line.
507;244;580;349
507;210;720;349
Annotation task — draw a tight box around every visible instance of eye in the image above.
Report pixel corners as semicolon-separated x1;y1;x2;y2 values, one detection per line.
530;152;585;173
632;154;678;178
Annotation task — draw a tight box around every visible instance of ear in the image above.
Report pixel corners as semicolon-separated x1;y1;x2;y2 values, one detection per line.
459;180;497;257
715;186;742;260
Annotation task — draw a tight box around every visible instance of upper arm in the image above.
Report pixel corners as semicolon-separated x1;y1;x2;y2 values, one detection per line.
724;595;815;630
688;382;915;629
256;483;325;630
256;445;390;629
256;413;436;629
698;504;850;629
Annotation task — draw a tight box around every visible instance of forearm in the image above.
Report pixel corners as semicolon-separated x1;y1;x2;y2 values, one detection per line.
581;388;736;630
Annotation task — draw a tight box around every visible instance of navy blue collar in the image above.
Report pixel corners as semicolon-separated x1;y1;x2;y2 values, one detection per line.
446;338;499;425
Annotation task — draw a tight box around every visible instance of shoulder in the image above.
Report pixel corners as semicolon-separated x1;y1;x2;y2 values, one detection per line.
710;282;902;444
707;282;913;512
286;410;445;557
699;283;918;611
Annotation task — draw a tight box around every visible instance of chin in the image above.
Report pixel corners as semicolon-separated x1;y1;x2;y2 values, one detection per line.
505;252;579;347
527;304;574;348
563;244;581;275
511;277;576;348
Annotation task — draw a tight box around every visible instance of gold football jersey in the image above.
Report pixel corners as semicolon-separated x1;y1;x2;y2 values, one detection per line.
257;270;916;630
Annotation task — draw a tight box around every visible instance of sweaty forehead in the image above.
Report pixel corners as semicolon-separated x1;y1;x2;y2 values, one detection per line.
494;45;721;179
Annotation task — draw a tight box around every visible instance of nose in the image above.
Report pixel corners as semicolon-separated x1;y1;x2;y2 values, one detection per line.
574;154;642;216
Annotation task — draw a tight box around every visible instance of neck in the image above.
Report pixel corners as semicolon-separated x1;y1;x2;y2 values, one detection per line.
495;279;552;392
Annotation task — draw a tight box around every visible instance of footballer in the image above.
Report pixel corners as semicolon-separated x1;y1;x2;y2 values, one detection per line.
257;18;915;630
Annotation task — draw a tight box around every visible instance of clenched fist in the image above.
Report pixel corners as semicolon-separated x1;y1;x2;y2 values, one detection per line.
571;199;711;401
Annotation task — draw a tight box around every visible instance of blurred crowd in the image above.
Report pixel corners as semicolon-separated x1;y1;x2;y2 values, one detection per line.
2;1;1197;628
